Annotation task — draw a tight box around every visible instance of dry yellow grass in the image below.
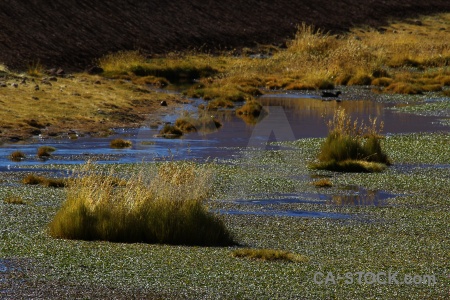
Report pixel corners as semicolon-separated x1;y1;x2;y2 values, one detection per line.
48;161;235;245
0;72;178;141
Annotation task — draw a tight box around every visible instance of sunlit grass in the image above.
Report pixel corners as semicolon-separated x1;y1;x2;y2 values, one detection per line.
48;162;235;246
311;108;390;172
37;146;56;158
9;150;26;162
110;138;132;148
3;194;26;205
97;13;450;102
22;174;67;188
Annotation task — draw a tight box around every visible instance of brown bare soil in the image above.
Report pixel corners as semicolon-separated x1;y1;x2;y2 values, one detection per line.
1;0;450;71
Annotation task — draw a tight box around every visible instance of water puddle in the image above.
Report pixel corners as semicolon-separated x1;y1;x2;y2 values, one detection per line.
238;187;398;206
215;209;351;219
0;94;448;167
216;187;398;219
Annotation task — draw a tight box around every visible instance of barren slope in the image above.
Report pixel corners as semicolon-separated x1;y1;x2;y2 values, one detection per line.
1;0;450;70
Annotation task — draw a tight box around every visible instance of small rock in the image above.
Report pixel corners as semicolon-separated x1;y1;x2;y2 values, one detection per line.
0;83;7;88
48;76;58;82
56;68;65;76
11;83;18;88
41;80;52;86
94;80;102;84
160;100;168;106
32;96;39;100
34;85;40;91
46;68;57;75
87;66;104;75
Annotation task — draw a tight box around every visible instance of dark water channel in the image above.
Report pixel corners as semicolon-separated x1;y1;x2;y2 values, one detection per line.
1;94;447;168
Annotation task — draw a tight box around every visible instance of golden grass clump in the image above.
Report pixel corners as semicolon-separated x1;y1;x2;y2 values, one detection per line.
236;100;265;117
311;108;391;172
385;82;423;94
110;138;132;148
204;98;235;110
22;174;67;188
3;194;26;205
37;146;56;158
231;248;309;263
9;151;26;162
158;124;183;137
48;162;235;246
98;50;147;75
175;112;222;134
27;60;45;77
312;178;333;188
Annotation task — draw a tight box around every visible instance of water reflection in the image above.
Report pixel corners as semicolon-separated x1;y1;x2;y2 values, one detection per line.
0;94;448;166
215;209;351;219
237;188;397;207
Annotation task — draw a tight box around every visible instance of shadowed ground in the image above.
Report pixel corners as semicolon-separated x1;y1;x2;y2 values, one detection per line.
1;0;450;70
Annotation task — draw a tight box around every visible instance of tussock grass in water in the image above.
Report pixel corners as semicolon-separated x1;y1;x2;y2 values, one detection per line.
3;194;26;205
312;178;333;188
37;146;56;158
22;174;67;188
175;111;222;133
110;138;132;148
48;162;235;246
311;108;390;172
9;150;26;162
231;248;309;263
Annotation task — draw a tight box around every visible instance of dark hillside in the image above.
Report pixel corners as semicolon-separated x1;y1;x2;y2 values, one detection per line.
1;0;450;70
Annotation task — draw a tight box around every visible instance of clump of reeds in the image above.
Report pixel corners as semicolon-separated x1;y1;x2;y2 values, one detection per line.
10;151;26;162
158;124;183;137
98;51;147;76
231;248;309;263
37;146;56;158
175;112;222;134
27;60;45;77
311;108;391;172
48;161;235;246
236;100;265;117
312;178;333;188
3;194;26;205
110;138;132;148
22;174;67;188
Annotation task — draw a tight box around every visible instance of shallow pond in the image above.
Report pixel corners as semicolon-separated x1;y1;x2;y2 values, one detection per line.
0;94;447;168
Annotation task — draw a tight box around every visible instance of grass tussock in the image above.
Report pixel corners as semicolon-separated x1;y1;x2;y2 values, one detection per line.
37;146;56;158
312;178;333;188
158;124;183;138
175;112;222;134
100;51;217;84
22;174;67;188
311;108;391;172
236;100;265;117
9;151;26;162
27;60;45;77
110;138;132;148
3;194;26;205
231;248;309;263
48;162;235;246
203;99;235;111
